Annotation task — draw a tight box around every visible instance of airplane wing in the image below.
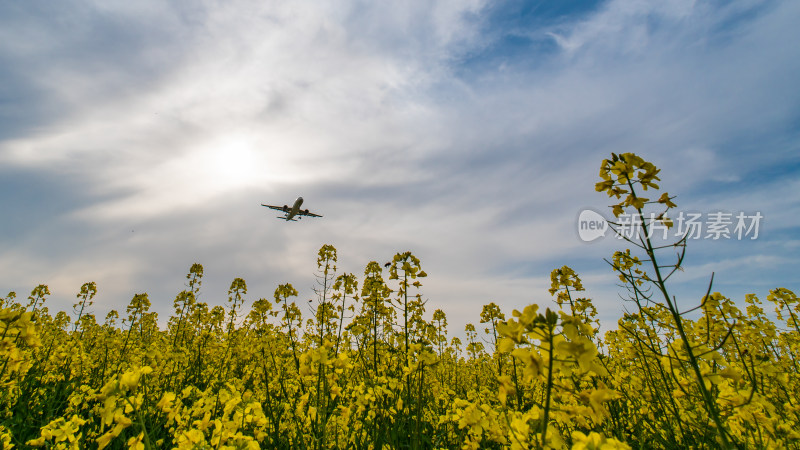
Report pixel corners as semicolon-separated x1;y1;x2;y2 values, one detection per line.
297;210;322;218
261;204;288;212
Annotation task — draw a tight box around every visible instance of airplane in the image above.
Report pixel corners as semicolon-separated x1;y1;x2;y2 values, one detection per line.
261;197;322;221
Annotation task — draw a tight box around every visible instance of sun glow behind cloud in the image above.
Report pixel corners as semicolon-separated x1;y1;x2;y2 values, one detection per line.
199;135;264;193
66;130;323;221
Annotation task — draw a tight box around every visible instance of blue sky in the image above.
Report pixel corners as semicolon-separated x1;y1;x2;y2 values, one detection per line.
1;0;798;336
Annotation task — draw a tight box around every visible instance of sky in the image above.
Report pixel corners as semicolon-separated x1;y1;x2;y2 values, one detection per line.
1;0;799;337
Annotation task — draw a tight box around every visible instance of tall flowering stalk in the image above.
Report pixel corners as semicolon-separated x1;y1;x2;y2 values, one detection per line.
597;152;739;448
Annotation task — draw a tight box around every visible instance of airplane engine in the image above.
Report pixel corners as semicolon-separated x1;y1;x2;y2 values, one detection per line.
282;205;288;211
304;209;309;214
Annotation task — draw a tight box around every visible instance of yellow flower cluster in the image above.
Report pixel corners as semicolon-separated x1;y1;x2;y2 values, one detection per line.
0;308;40;387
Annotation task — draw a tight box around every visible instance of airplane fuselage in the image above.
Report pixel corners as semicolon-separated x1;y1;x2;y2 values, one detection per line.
286;197;304;220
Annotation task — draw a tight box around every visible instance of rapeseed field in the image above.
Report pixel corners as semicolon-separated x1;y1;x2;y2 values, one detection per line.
1;154;797;449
